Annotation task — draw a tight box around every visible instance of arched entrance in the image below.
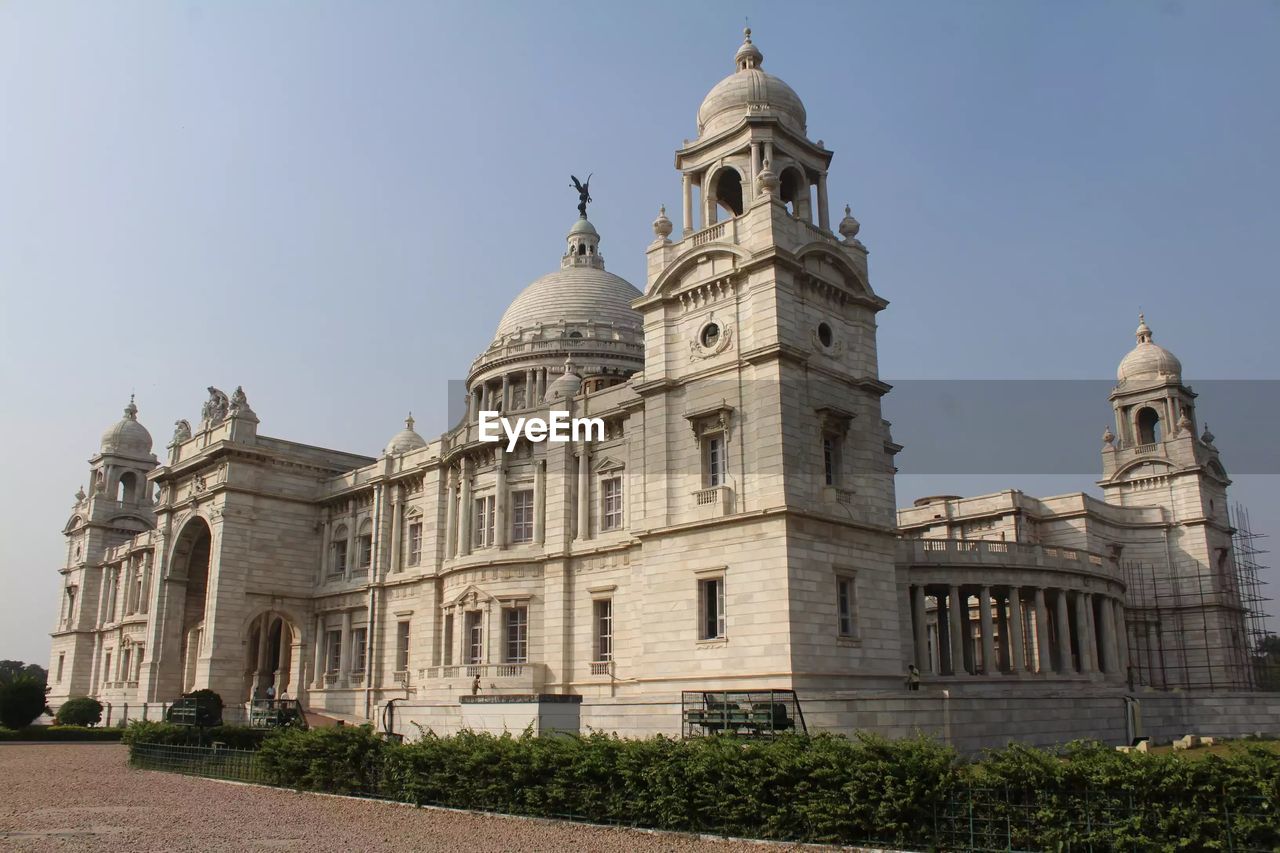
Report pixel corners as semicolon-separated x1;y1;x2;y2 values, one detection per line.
170;517;212;692
244;612;298;701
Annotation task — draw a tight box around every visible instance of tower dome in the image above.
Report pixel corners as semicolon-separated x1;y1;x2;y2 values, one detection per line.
697;28;808;138
384;413;427;455
1117;314;1182;383
493;217;642;339
100;396;154;458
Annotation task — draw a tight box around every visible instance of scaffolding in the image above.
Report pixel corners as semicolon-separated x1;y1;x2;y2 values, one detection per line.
1120;503;1273;691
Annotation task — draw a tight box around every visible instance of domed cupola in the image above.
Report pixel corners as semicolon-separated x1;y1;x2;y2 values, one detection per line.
384;413;427;456
697;28;808;139
464;202;644;419
1117;314;1183;383
100;396;154;459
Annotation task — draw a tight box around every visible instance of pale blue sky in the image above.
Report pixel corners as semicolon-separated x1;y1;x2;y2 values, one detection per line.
2;1;1278;663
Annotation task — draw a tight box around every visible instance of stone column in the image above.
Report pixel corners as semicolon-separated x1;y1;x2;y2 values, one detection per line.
948;586;965;676
443;468;457;559
978;587;995;675
338;610;352;687
1113;599;1131;681
525;369;535;407
457;459;472;557
1008;588;1025;674
682;174;693;235
817;172;830;231
1034;588;1051;674
344;508;355;581
495;448;507;549
389;486;403;575
1074;592;1095;673
501;374;510;411
750;143;761;190
533;459;546;545
312;613;325;687
1055;589;1073;673
911;585;928;672
994;591;1011;673
576;445;590;541
1098;595;1118;676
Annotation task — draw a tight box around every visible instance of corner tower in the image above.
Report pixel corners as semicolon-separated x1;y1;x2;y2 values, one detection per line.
633;30;903;695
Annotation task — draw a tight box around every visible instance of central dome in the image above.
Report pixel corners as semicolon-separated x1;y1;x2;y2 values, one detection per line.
697;29;807;138
494;217;641;339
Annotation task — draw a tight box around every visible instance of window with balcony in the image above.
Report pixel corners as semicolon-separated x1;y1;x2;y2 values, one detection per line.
464;611;483;664
698;577;726;640
601;477;623;531
103;651;112;684
351;627;368;673
473;495;495;549
510;489;534;543
703;434;725;488
837;575;856;637
356;522;373;573
407;521;422;566
504;606;528;663
594;599;613;662
120;648;132;683
396;620;411;672
823;433;843;486
325;630;342;673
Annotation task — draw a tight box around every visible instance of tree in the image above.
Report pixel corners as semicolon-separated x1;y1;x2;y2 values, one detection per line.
0;673;49;729
55;697;103;727
0;660;48;684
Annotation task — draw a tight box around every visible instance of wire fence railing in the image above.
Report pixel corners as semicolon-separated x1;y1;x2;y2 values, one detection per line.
129;742;1278;851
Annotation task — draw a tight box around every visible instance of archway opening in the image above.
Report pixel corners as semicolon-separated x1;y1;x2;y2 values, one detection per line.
779;167;811;221
116;471;137;503
713;167;744;218
1137;407;1161;444
171;517;212;691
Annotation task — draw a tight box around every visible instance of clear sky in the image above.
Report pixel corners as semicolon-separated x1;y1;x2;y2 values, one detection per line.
2;1;1278;664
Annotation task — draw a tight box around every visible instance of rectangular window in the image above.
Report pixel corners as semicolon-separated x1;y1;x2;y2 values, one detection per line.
56;653;65;683
601;477;623;531
837;576;855;637
107;570;118;622
703;435;725;488
325;630;342;673
473;495;495;548
351;627;368;672
357;534;373;572
331;540;348;576
64;587;77;627
133;647;144;680
698;577;726;640
103;651;112;683
594;599;613;662
407;522;422;566
504;606;528;663
120;648;132;682
465;611;483;664
396;620;411;672
823;433;842;486
442;614;454;666
510;489;534;543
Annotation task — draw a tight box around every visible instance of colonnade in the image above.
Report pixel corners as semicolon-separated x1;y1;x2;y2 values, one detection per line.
469;369;549;417
909;583;1128;680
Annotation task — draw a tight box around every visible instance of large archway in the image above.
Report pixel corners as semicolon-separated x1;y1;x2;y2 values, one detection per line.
244;612;298;701
170;517;212;692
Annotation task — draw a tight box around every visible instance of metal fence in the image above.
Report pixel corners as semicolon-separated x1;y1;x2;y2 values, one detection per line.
129;742;1278;852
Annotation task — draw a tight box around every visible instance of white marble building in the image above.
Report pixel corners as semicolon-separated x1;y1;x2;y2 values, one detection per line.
47;31;1277;747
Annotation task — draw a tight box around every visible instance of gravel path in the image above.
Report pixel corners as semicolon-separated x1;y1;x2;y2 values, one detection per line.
0;743;811;852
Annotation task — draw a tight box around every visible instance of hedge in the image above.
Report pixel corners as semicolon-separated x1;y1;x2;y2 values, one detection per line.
54;696;103;727
121;721;270;750
0;725;123;742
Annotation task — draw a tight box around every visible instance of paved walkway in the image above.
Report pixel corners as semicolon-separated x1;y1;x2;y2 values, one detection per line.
0;743;803;852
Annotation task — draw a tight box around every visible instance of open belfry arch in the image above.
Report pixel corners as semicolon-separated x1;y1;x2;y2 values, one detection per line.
46;30;1276;748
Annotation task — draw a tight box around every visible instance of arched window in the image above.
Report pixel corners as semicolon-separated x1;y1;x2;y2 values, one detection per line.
330;526;349;577
1137;407;1161;444
116;471;137;503
712;167;744;218
779;167;811;221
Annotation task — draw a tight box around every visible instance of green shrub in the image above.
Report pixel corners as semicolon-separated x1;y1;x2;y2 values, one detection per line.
122;720;269;750
164;689;224;726
0;724;122;741
0;673;48;729
258;725;385;794
54;696;103;727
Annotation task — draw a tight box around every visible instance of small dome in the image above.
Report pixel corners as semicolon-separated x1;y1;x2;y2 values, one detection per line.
493;217;642;339
101;396;153;458
697;29;807;138
544;363;583;403
1117;314;1182;382
384;413;427;455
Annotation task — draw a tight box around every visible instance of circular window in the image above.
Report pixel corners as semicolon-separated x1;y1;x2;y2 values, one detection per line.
817;322;834;348
700;323;720;348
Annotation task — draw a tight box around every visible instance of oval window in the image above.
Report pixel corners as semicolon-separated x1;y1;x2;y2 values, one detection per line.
817;322;833;348
700;323;720;348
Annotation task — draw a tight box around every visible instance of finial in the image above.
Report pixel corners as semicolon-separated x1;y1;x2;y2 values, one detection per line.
1201;422;1216;445
744;26;752;43
1135;313;1153;344
653;204;673;240
839;204;861;241
124;394;138;419
735;25;764;69
75;485;86;503
405;412;415;431
1102;425;1115;447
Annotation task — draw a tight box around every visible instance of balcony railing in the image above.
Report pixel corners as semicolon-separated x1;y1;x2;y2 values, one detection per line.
692;485;733;517
392;670;409;685
589;660;613;676
900;538;1119;582
322;672;338;686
